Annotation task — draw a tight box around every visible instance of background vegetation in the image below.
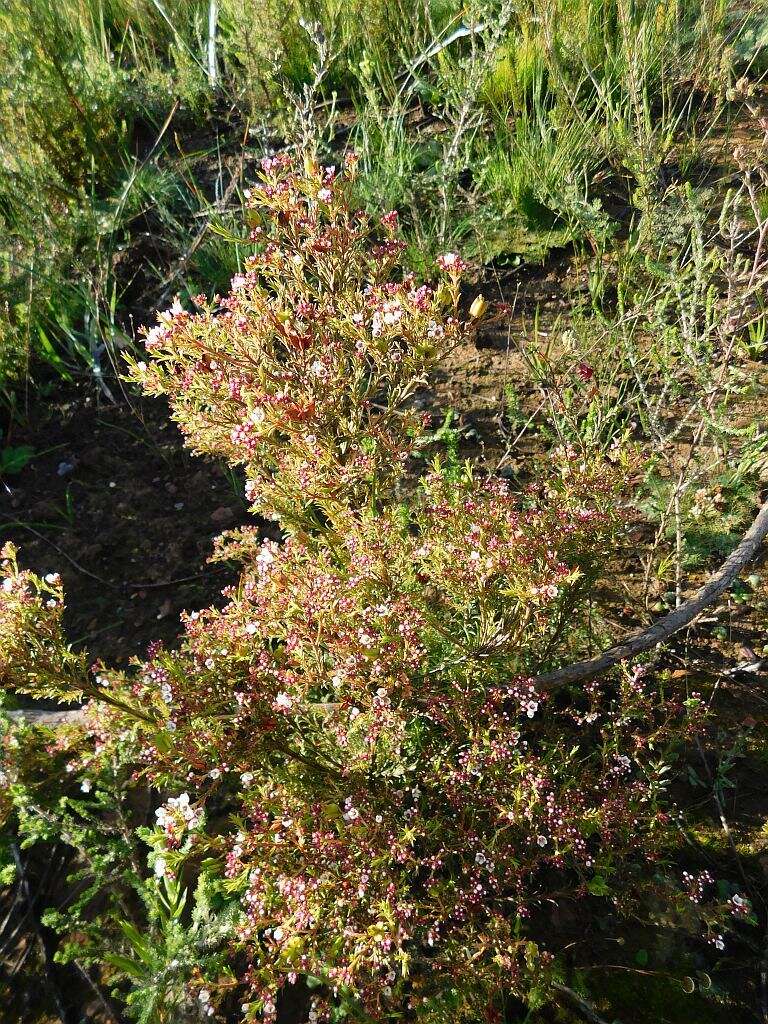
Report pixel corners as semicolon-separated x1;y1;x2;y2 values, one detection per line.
2;0;767;404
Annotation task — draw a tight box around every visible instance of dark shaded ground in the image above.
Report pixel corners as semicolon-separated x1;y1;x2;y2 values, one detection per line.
1;384;255;669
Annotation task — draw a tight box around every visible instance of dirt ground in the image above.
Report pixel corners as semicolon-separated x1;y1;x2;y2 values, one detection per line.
1;386;255;668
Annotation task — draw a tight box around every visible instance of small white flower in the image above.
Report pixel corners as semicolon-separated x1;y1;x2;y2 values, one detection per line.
256;544;276;571
145;324;168;347
198;988;211;1005
154;857;167;878
536;835;548;847
80;779;92;793
44;573;60;584
240;772;254;787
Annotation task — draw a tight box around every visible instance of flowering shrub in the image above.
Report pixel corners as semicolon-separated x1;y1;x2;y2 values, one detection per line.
120;477;701;1021
127;154;472;530
0;158;734;1023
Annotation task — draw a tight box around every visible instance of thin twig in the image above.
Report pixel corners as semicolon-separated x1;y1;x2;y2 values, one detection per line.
74;960;126;1024
553;983;619;1024
125;567;230;590
0;848;59;958
0;519;116;589
0;514;231;591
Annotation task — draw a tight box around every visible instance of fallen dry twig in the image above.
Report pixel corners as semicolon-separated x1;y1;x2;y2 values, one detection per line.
534;495;768;690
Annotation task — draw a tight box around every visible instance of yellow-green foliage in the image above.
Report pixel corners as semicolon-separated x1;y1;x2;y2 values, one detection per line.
481;26;548;115
480;0;734;118
0;544;88;703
